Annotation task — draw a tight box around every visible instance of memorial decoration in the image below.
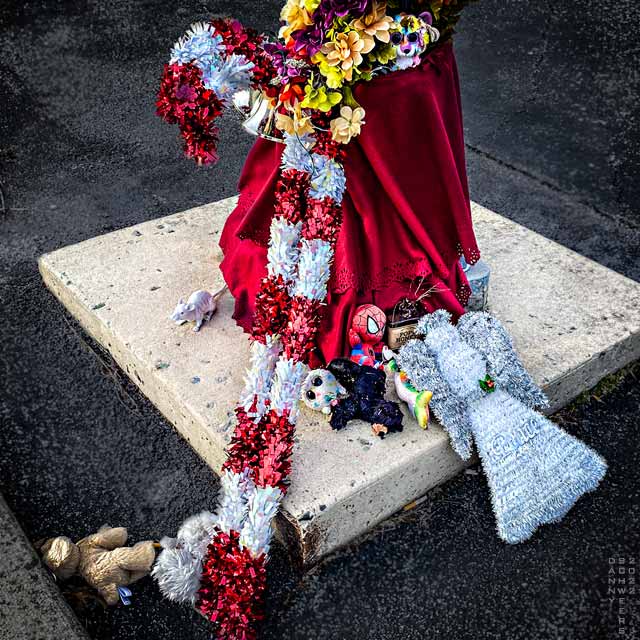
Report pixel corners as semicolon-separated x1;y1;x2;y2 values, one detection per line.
301;367;347;414
386;297;425;349
326;358;404;436
155;3;474;166
154;2;477;638
389;11;439;70
170;286;228;332
460;256;491;311
389;359;433;429
301;356;429;433
157;19;277;164
348;303;389;368
301;359;404;434
39;526;156;606
397;311;608;543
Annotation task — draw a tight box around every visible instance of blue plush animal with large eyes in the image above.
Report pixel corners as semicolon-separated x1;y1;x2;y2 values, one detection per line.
301;368;347;415
390;12;440;70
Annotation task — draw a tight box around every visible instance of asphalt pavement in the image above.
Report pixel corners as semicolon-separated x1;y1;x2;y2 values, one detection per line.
1;1;639;639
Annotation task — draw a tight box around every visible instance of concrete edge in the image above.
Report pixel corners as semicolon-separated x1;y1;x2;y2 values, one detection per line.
0;493;89;640
38;239;640;567
38;249;468;567
38;253;228;473
38;253;305;551
298;448;470;566
543;332;640;414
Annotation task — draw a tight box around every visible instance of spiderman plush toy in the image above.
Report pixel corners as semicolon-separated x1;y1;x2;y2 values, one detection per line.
349;304;388;368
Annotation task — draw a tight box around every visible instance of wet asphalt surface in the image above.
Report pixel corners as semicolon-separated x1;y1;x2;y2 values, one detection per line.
1;1;639;639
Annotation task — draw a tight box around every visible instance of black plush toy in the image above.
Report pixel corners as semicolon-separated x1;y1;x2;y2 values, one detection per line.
327;359;403;437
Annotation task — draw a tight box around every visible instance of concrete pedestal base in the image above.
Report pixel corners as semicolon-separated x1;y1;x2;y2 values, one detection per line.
39;198;640;565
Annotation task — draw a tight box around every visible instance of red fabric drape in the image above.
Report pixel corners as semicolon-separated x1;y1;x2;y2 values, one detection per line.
220;41;480;366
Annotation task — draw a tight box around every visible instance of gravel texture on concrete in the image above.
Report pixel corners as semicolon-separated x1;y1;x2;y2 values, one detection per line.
1;1;639;639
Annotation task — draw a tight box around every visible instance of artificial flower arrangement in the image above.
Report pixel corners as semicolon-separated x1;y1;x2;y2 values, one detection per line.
157;1;472;164
275;0;445;136
153;2;474;639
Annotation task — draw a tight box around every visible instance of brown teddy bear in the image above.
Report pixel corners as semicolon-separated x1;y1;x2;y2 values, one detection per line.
39;525;156;605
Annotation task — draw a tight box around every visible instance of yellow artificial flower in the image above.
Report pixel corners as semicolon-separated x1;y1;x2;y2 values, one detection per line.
352;1;394;53
279;0;314;41
300;83;342;112
430;0;443;21
313;52;345;89
371;41;397;64
321;30;365;82
320;61;345;88
330;106;366;144
275;109;315;137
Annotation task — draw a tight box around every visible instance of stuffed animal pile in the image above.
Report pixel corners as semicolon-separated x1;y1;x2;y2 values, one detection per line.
302;358;404;437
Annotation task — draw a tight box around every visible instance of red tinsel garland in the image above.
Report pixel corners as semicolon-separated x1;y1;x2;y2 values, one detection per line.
156;62;224;164
169;25;347;636
196;528;267;640
309;114;346;162
252;274;291;341
282;296;323;362
274;170;309;224
302;197;342;243
223;407;295;494
223;408;267;476
198;126;344;639
210;18;277;89
254;409;296;491
156;18;276;166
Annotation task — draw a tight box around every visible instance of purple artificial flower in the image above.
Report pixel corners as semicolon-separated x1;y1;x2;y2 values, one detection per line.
290;0;370;55
264;40;311;83
291;21;326;56
318;0;370;26
263;41;288;78
176;83;198;103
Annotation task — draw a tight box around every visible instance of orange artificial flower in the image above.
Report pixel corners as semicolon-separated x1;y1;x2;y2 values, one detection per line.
352;1;394;53
280;77;307;106
330;106;366;144
321;31;365;82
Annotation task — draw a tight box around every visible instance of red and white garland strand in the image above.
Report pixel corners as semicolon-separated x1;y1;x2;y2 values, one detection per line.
154;23;346;631
202;127;343;637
